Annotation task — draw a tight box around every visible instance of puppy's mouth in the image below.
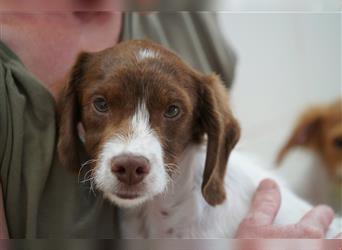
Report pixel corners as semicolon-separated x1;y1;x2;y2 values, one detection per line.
112;183;145;200
115;192;140;200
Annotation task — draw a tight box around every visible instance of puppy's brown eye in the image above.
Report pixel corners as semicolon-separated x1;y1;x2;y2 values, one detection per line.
164;105;180;119
93;97;108;113
333;136;342;149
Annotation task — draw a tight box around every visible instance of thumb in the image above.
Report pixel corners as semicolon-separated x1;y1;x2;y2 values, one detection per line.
241;179;281;228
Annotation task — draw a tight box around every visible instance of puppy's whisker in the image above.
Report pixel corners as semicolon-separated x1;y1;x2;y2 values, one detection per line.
80;167;97;196
78;159;98;183
81;176;95;183
164;163;180;177
163;163;180;195
80;168;95;184
82;159;99;166
161;174;175;197
89;179;97;196
83;169;93;181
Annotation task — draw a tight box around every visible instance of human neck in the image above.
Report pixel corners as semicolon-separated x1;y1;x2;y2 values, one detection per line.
0;12;122;99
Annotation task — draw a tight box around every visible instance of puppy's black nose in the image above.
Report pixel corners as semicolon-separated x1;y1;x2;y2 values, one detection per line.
111;155;150;185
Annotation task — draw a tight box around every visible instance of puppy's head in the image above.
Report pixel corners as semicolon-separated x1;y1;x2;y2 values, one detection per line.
58;40;240;207
277;99;342;181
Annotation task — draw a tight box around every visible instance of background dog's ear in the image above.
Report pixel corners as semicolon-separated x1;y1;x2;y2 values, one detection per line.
197;74;240;206
276;107;323;165
57;52;91;173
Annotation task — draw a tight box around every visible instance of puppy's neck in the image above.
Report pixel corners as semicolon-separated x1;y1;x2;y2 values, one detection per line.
157;144;203;204
119;144;206;238
136;144;204;237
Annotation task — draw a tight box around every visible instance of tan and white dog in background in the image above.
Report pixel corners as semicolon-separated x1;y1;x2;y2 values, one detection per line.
277;100;342;214
57;40;341;238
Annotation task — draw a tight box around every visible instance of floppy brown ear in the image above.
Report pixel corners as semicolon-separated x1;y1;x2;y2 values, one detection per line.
276;107;323;165
197;74;240;206
57;52;90;173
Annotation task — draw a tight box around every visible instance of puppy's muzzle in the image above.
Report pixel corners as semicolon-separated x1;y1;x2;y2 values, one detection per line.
111;154;151;185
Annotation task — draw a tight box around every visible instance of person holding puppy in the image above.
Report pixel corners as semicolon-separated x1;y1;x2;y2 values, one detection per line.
0;0;340;242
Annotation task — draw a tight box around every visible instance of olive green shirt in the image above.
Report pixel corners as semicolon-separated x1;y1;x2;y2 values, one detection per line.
0;12;236;239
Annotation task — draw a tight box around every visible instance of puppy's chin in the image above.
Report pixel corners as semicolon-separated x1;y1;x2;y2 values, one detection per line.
104;192;150;208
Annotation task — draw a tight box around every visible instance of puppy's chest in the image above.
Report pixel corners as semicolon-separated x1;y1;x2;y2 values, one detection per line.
120;195;202;238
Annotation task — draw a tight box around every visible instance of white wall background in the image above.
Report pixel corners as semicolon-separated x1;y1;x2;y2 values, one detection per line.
214;0;340;11
217;14;341;209
218;13;340;167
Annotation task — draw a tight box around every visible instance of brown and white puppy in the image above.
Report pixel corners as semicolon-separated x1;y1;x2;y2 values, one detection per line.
58;39;240;208
57;40;340;237
276;100;342;213
277;99;342;182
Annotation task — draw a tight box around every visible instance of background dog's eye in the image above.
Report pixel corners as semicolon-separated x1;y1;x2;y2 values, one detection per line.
164;105;180;119
93;97;108;113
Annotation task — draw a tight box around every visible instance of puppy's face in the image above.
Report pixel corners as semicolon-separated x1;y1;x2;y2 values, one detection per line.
58;40;240;207
78;44;198;207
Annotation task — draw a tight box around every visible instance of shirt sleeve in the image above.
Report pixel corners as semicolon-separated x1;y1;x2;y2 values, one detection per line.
0;42;120;238
0;57;13;187
0;41;57;236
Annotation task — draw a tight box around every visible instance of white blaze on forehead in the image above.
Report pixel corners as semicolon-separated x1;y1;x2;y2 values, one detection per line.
136;48;159;61
94;101;168;207
131;102;151;138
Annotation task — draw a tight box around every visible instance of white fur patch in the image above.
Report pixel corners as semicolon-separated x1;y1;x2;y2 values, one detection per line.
136;48;159;61
94;102;167;207
120;146;337;238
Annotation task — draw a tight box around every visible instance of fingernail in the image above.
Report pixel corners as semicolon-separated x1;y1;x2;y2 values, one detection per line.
258;179;277;190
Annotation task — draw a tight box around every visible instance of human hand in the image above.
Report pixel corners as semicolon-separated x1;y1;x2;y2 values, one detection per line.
235;179;341;238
